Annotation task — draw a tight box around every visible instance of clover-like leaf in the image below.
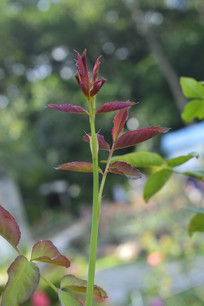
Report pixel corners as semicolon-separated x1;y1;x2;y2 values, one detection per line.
58;289;83;306
113;127;170;151
47;104;89;114
167;152;199;167
56;162;103;174
1;255;40;306
111;152;164;167
0;205;21;248
180;77;204;99
60;274;108;299
112;108;129;142
188;214;204;236
143;169;172;202
181;99;204;122
83;133;110;151
31;240;70;268
95;101;136;114
108;161;142;180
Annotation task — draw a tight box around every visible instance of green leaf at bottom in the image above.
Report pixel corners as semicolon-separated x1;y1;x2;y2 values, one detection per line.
1;255;40;306
143;169;172;202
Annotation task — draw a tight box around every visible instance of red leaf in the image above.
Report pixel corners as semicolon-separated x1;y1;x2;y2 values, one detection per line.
112;108;129;142
90;78;106;97
83;133;110;151
47;104;88;114
113;126;170;151
31;240;70;268
108;161;142;180
0;205;21;248
92;56;101;82
95;101;136;114
56;161;103;174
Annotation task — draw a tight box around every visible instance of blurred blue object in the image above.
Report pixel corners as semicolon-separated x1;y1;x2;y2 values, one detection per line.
161;121;204;170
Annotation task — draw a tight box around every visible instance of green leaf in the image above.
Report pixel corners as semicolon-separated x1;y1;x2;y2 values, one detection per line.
182;206;204;215
60;274;108;299
111;152;164;168
167;152;199;167
1;255;40;306
181;99;204;122
143;169;172;202
188;214;204;236
58;289;83;306
182;169;204;180
180;77;204;99
0;205;21;248
31;240;70;268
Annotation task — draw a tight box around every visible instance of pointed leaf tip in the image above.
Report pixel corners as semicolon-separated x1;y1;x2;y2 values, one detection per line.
56;161;103;174
112;108;129;142
47;104;88;114
0;205;21;248
113;126;170;151
95;101;137;114
31;240;70;268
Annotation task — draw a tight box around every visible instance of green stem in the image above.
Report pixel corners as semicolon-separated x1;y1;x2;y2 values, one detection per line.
85;98;100;306
40;274;58;294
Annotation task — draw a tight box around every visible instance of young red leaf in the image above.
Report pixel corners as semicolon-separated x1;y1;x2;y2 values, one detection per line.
60;274;108;299
58;289;83;306
31;240;70;268
108;161;142;180
0;205;21;248
113;126;170;151
92;56;101;82
47;104;88;114
56;161;103;174
83;133;110;151
95;101;136;114
90;78;106;97
112;108;129;142
1;255;40;306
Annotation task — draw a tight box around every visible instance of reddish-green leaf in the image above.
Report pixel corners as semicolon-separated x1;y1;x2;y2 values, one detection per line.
113;126;170;151
60;274;108;299
58;289;83;306
31;240;70;268
56;162;103;174
95;101;136;114
108;161;142;180
83;133;110;151
1;255;40;306
47;104;88;114
0;205;21;248
112;108;129;142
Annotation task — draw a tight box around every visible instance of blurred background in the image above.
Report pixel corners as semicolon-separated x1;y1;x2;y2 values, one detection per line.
0;0;204;305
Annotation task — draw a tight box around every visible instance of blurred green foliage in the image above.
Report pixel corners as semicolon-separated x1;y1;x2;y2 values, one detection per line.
0;0;204;222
